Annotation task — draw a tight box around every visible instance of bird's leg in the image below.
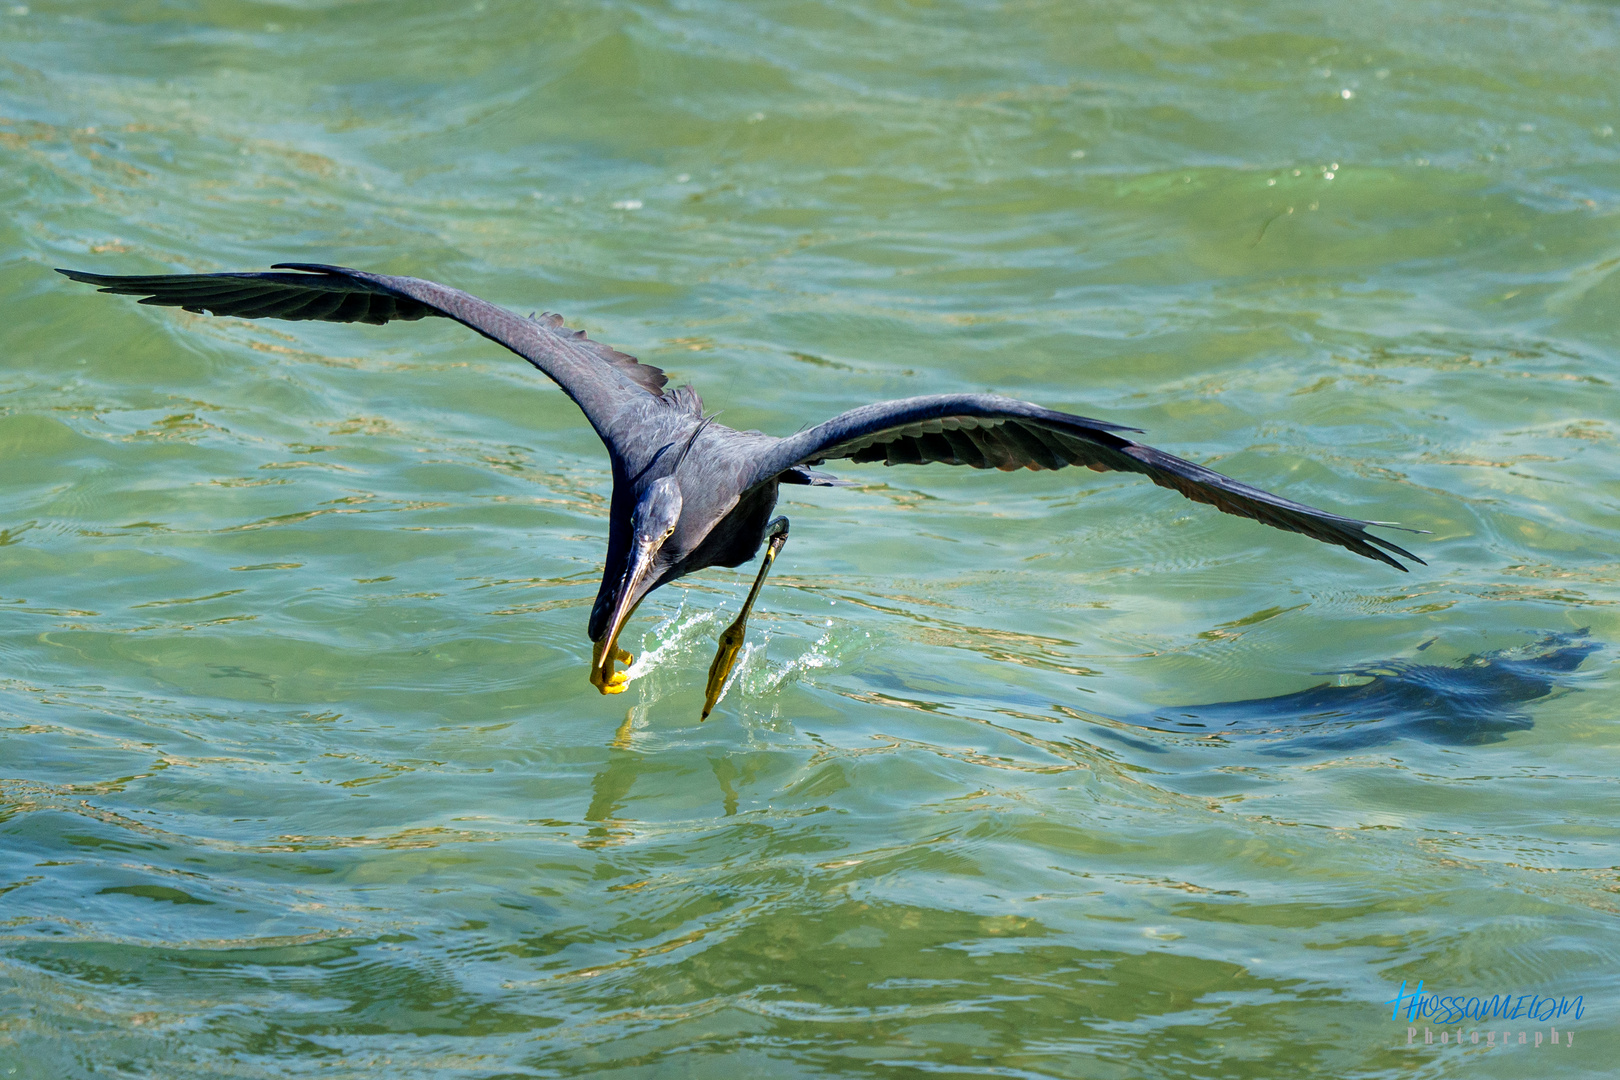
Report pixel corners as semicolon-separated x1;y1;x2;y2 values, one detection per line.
702;517;789;719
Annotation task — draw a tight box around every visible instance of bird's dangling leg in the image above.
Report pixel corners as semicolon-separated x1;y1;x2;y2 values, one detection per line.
702;517;789;719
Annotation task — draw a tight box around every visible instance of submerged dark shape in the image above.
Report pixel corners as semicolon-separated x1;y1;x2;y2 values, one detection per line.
1128;631;1597;753
60;263;1425;715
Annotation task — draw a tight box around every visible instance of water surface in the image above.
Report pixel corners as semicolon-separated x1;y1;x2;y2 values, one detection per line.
2;1;1618;1076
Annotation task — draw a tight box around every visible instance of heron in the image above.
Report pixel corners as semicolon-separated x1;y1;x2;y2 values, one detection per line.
59;264;1423;718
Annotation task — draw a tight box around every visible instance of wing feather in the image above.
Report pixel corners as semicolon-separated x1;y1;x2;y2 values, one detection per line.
58;264;683;436
751;394;1423;570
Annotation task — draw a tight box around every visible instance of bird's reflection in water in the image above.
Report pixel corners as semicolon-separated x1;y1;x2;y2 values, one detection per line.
1127;631;1598;755
582;713;749;844
579;712;673;847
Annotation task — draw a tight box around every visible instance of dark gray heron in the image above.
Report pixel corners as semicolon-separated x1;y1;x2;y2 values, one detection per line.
59;264;1424;717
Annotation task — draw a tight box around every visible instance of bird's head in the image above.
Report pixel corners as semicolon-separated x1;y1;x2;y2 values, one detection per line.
590;477;683;690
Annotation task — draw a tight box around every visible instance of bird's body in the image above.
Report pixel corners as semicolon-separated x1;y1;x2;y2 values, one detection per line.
587;397;785;645
60;263;1423;713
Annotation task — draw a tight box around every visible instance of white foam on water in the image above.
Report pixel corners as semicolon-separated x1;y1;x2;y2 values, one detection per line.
610;593;856;723
617;601;730;729
621;600;720;683
711;627;846;720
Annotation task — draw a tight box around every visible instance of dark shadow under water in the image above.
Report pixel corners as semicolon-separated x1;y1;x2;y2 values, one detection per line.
1123;631;1598;755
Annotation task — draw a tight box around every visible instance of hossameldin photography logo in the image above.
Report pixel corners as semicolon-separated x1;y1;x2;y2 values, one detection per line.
1387;980;1584;1049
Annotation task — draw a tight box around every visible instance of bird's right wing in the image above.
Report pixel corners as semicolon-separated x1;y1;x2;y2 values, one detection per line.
57;263;671;437
748;393;1424;570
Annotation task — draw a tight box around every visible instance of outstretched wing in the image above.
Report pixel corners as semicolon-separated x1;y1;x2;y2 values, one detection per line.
750;394;1423;570
57;263;671;436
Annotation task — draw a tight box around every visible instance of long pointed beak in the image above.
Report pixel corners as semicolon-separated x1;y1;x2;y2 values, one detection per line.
590;540;659;690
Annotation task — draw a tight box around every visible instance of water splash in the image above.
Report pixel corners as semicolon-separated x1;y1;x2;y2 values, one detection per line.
611;595;851;721
621;600;721;684
711;628;845;720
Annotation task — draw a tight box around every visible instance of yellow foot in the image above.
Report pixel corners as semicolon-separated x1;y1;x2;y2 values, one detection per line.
589;663;632;695
614;647;633;665
701;618;748;719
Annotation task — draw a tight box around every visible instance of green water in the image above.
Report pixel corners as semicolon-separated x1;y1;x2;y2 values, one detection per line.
3;1;1618;1076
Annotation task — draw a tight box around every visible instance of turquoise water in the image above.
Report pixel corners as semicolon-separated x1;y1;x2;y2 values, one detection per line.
2;1;1618;1076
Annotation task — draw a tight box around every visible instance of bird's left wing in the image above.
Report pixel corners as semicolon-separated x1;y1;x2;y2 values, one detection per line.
748;393;1423;570
56;264;670;438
